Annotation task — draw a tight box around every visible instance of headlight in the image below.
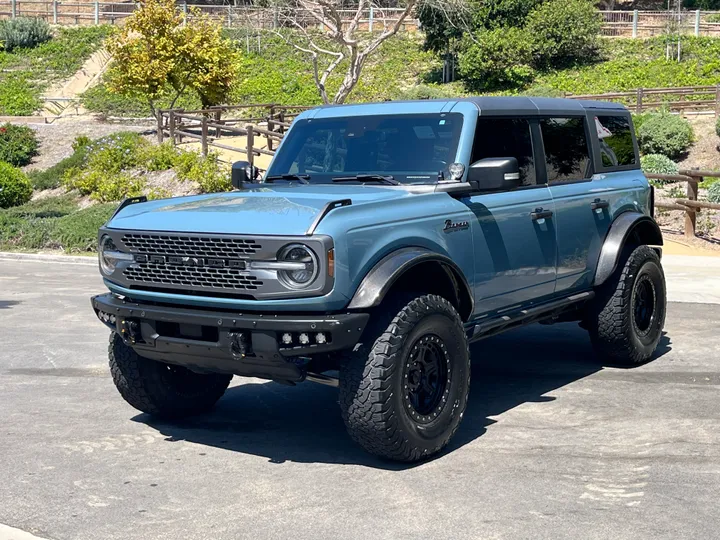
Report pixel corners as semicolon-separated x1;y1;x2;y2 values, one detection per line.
276;244;319;289
98;235;133;276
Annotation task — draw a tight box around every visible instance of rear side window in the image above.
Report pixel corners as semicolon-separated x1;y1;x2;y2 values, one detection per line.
540;117;591;184
472;118;537;186
595;115;636;167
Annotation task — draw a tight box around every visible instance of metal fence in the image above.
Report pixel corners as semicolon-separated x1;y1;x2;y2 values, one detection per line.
601;9;720;38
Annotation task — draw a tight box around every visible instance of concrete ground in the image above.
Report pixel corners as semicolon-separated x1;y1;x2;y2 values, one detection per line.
1;256;719;540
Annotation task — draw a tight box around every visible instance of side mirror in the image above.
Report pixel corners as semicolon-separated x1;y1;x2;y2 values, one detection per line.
467;157;521;192
231;161;258;189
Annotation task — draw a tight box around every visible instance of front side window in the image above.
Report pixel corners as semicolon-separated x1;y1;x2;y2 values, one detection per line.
595;115;636;168
540;117;591;184
472;118;537;187
267;113;464;184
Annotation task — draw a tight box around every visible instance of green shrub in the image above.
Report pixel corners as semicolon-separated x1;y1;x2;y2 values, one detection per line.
708;182;720;203
0;161;32;208
0;74;41;116
175;150;231;193
700;176;720;189
640;154;679;175
64;168;145;202
395;84;458;101
140;142;180;171
637;112;694;160
0;18;51;52
51;203;116;251
458;27;534;90
82;131;148;173
525;0;601;68
0;123;39;166
472;0;544;30
2;194;77;218
28;145;89;190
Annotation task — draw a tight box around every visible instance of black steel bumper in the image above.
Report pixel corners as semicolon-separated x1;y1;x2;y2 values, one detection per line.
91;293;369;382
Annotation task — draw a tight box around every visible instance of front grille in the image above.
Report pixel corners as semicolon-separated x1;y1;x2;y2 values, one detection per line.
124;263;264;291
121;234;262;258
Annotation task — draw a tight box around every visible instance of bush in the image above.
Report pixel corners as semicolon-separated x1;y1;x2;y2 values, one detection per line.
525;0;601;68
640;154;679;175
0;162;33;208
637;112;694;160
708;182;720;203
175;150;231;193
29;145;90;191
51;203;116;251
0;123;39;166
0;18;51;52
458;27;534;90
0;74;41;116
64;168;145;202
140;142;180;171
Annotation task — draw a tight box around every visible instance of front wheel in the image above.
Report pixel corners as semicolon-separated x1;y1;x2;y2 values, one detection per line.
587;245;667;366
339;294;471;462
109;333;232;419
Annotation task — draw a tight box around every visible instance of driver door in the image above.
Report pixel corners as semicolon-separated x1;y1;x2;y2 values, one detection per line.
465;117;558;316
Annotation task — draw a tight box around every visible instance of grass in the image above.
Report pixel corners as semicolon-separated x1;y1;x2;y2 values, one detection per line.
0;195;114;252
0;25;114;115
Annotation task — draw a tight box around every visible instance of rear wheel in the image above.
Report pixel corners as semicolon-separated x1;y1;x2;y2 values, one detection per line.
339;294;470;462
587;245;666;366
109;333;232;419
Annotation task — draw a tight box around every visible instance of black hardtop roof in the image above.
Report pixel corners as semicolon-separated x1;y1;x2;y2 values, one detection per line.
460;96;628;116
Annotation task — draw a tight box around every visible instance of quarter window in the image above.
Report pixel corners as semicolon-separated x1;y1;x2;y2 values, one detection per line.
540;117;591;184
595;115;636;167
471;118;537;186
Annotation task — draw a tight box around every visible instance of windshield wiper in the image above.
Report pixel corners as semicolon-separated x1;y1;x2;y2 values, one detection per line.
332;174;399;186
264;174;310;184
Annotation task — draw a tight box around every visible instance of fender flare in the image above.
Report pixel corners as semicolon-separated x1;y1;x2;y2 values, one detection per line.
347;247;474;318
593;212;663;287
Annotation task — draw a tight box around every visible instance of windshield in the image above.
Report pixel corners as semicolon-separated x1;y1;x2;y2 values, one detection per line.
266;113;464;184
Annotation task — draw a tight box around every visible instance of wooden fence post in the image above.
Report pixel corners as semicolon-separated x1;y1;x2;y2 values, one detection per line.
214;108;222;138
201;116;208;157
686;172;701;238
246;125;255;168
168;110;176;144
715;84;720;118
156;111;164;143
636;87;644;114
267;105;275;151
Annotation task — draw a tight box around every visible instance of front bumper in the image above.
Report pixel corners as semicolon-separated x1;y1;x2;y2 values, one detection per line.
92;293;369;382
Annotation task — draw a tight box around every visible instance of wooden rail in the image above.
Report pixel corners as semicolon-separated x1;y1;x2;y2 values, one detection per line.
646;169;720;238
566;85;720;116
157;103;313;170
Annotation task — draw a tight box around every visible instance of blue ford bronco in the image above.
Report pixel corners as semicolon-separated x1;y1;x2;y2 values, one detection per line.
92;97;665;462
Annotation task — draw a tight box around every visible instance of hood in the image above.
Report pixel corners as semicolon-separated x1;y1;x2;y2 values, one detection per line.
107;185;415;235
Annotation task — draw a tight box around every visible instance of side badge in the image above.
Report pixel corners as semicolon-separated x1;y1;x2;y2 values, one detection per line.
443;219;469;233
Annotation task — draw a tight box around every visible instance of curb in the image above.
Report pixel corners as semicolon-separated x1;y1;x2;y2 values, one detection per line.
0;252;96;266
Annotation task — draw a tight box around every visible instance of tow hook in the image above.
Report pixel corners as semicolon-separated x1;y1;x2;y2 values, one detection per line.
229;331;250;358
120;318;143;345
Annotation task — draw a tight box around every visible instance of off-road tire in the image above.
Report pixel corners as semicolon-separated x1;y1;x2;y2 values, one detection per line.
588;245;666;366
109;333;232;419
339;294;471;462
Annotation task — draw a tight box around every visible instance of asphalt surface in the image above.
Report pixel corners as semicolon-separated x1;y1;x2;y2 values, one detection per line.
1;257;720;540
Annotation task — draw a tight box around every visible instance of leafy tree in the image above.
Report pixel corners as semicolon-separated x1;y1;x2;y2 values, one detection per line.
472;0;544;30
106;0;239;116
458;28;534;90
684;0;720;8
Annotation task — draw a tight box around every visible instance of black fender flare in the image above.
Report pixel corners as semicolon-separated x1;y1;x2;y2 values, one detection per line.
593;212;664;287
347;247;474;319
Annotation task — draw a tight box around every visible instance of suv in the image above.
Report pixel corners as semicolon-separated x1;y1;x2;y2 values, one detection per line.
92;97;665;462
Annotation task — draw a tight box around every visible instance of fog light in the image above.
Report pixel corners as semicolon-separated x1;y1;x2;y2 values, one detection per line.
281;333;293;345
298;333;310;345
109;314;116;324
316;333;327;344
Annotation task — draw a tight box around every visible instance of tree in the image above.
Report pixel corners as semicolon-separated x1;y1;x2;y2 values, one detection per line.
106;0;239;116
270;0;422;104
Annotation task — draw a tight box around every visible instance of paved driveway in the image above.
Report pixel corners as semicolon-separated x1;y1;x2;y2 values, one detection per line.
1;257;719;540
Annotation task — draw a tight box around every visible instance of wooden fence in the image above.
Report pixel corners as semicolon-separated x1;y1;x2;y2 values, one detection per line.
647;169;720;238
157;104;312;170
566;85;720;116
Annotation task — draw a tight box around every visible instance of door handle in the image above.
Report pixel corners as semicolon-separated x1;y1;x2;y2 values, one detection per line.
591;199;610;211
531;208;553;221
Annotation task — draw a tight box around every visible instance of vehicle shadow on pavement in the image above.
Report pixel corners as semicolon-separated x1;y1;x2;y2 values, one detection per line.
135;322;671;470
0;300;20;309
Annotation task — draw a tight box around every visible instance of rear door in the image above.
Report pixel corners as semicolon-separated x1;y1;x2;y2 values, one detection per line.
540;116;607;294
466;117;557;316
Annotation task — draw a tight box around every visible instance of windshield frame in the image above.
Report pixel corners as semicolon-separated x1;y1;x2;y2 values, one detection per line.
265;112;465;186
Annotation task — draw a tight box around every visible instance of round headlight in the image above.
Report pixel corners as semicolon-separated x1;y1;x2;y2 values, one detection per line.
99;235;118;275
277;244;319;289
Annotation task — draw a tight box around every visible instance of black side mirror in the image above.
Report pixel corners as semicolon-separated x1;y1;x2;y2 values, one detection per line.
231;161;258;189
467;157;521;192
